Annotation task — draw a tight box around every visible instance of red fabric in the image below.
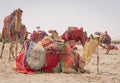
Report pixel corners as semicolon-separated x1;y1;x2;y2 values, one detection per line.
30;31;48;42
69;41;77;50
114;46;118;50
64;55;75;66
73;27;83;41
61;27;83;41
61;29;72;42
2;28;5;38
80;32;87;47
41;39;53;47
30;31;40;42
16;52;35;74
65;44;75;66
105;45;118;50
41;52;60;73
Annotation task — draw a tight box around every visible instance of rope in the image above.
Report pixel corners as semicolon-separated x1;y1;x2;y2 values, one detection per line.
97;46;100;74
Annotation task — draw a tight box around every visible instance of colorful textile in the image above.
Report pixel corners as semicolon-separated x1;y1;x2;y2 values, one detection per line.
80;32;87;47
16;41;35;74
105;44;118;50
61;27;87;47
16;52;35;74
30;31;48;42
26;42;46;71
30;31;40;42
61;30;71;42
41;52;60;73
73;27;83;41
39;31;48;41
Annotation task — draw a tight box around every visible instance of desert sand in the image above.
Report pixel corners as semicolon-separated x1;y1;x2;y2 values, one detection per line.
0;43;120;83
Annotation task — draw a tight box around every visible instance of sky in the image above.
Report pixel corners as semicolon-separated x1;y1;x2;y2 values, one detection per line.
0;0;120;40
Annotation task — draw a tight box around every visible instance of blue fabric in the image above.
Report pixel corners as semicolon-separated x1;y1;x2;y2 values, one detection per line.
26;42;35;58
103;37;109;44
23;41;35;66
103;35;111;44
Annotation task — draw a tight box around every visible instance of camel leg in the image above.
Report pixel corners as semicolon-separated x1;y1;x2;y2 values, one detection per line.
105;44;111;54
0;39;5;58
9;42;15;60
19;44;24;53
79;67;90;74
100;43;105;48
15;35;19;57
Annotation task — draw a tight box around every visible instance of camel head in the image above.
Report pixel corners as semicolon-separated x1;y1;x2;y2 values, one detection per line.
48;30;62;41
82;33;100;66
48;30;58;35
15;8;23;18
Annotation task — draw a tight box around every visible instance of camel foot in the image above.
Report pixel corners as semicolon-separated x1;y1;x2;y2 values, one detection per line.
13;56;15;60
8;57;11;61
0;56;2;59
105;53;108;55
12;66;17;71
85;70;90;74
80;69;90;74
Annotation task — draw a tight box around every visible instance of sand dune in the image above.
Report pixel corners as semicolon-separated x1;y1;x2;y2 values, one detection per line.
0;43;120;83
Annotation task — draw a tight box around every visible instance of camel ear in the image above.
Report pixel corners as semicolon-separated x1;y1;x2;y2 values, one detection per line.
90;34;94;39
15;10;17;13
19;8;23;13
21;10;23;13
87;37;90;42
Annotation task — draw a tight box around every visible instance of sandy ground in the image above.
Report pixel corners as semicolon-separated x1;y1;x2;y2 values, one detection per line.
0;43;120;83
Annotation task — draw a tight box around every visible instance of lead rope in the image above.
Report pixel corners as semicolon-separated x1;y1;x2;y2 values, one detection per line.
97;46;100;74
96;36;101;74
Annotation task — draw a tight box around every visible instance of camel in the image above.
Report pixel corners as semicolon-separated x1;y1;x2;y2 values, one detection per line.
30;30;48;43
95;31;111;54
61;26;87;47
0;8;27;60
14;33;100;74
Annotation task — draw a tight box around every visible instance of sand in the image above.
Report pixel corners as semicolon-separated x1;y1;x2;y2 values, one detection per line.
0;43;120;83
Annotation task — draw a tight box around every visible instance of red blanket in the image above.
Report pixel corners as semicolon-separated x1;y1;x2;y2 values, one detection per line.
16;52;35;74
41;52;60;73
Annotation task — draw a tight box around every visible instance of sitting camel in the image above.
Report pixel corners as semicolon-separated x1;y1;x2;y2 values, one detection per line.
0;8;27;60
14;34;100;74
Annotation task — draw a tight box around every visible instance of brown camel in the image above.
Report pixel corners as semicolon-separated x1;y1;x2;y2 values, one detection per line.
27;34;100;73
0;8;26;60
13;32;100;74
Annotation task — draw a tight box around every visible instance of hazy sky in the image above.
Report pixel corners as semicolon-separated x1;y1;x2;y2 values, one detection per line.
0;0;120;40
